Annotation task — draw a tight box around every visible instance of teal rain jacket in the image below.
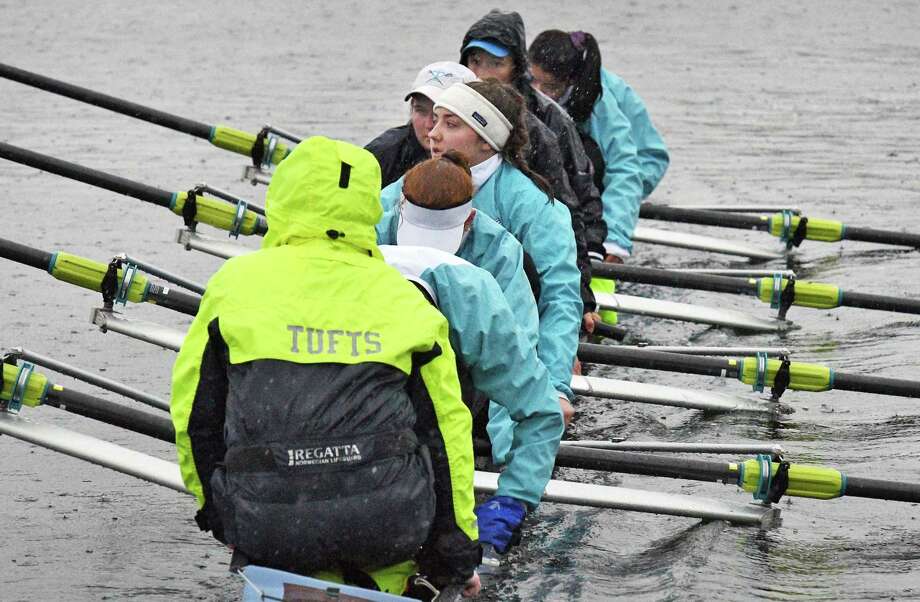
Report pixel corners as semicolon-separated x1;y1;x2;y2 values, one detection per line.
381;162;581;400
583;68;669;253
380;245;564;509
377;207;539;349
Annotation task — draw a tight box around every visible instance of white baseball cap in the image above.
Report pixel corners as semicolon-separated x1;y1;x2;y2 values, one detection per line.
405;61;477;102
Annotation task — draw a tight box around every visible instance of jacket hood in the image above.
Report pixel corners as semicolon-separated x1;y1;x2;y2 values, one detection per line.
262;136;383;254
460;10;528;82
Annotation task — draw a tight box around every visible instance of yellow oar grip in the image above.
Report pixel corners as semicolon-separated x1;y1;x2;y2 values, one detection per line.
739;458;845;500
209;125;290;166
170;192;263;236
1;363;48;409
768;213;845;242
738;357;833;392
756;278;842;309
48;252;149;302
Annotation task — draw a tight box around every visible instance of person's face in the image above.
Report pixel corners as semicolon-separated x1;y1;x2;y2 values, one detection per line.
465;48;515;84
529;64;569;102
409;95;436;150
428;107;494;165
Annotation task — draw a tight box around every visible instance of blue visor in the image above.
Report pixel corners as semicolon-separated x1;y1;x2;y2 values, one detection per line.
463;39;510;58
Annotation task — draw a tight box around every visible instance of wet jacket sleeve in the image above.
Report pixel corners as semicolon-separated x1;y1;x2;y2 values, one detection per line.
586;87;645;255
414;314;480;583
504;188;582;400
379;177;404;213
525;112;596;313
610;75;669;199
170;270;228;510
423;266;564;509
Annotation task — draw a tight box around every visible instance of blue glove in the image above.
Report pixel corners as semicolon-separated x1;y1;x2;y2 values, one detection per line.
474;496;527;553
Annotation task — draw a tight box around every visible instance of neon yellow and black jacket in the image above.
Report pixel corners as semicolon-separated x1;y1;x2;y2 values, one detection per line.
170;136;479;583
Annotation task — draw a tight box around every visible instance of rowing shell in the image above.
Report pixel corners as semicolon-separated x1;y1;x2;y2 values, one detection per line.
633;226;783;260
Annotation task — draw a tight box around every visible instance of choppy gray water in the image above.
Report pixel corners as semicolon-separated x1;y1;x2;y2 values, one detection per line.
1;1;919;600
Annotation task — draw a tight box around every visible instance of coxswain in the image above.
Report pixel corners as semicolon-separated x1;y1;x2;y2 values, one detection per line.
171;136;481;598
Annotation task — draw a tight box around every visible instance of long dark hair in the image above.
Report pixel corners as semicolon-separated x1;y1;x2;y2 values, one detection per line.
466;79;553;201
528;29;602;123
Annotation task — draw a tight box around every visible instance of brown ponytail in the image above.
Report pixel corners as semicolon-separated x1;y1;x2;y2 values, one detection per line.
528;29;602;123
466;79;553;201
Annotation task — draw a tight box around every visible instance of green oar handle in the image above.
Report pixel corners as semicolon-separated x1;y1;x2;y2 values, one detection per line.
840;291;920;315
845;476;920;503
639;203;766;230
845;226;920;248
0;141;172;207
0;62;213;139
0;236;52;270
44;384;175;443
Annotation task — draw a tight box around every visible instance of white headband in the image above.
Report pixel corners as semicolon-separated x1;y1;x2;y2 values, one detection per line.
434;83;513;151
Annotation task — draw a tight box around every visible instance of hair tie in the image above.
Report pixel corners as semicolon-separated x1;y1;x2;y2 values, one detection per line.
570;31;587;51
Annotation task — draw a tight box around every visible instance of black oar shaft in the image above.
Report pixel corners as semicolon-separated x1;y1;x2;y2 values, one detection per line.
845;476;920;503
639;203;767;230
44;386;175;443
591;262;757;296
0;62;213;139
146;283;202;316
844;226;920;248
0;141;173;207
554;445;736;482
0;236;52;270
833;372;920;398
840;291;920;315
578;343;736;378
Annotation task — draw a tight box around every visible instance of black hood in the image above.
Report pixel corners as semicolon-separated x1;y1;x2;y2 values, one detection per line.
460;10;528;82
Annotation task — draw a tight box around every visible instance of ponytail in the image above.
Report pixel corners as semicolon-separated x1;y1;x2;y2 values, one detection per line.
467;79;554;202
528;29;603;123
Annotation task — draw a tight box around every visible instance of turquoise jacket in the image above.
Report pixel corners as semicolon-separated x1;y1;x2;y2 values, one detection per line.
582;68;669;253
380;245;564;509
381;162;581;400
377;207;539;348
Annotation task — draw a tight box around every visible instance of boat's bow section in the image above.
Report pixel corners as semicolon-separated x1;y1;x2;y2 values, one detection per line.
239;565;417;601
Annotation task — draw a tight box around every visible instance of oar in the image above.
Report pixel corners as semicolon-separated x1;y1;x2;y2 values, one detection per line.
0;371;777;527
0;62;292;167
0;141;267;237
551;444;920;504
0;236;201;316
1;361;173;441
640;203;920;249
593;262;920;318
578;343;920;399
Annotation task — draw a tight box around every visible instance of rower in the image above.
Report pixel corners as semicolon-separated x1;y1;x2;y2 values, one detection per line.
459;9;609;333
365;61;476;188
170;136;480;597
376;154;565;556
380;80;582;425
529;29;670;263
